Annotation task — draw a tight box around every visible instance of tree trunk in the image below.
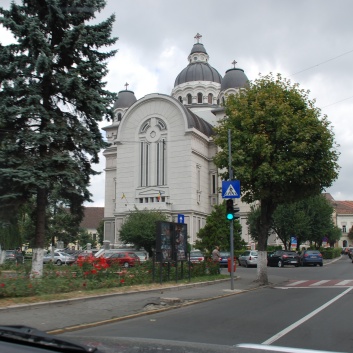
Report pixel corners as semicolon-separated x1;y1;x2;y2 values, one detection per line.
31;187;47;277
256;199;276;285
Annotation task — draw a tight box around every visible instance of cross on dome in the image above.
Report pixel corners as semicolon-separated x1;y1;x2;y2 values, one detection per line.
194;33;202;43
124;82;129;90
232;60;237;68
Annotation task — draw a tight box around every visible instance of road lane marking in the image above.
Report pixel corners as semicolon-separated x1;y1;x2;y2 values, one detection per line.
310;280;330;286
287;280;308;286
262;287;353;345
335;280;353;286
237;343;347;353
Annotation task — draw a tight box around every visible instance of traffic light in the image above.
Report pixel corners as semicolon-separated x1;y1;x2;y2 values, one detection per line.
226;199;234;220
233;206;240;220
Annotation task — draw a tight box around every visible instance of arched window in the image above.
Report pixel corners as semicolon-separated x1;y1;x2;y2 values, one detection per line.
208;93;213;104
178;96;183;103
139;118;167;187
197;93;203;104
117;113;122;122
187;94;192;104
222;97;225;105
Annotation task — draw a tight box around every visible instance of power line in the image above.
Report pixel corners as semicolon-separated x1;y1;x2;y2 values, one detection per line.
322;95;353;109
290;49;353;77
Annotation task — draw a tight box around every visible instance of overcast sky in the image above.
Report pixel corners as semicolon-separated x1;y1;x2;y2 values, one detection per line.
1;0;352;206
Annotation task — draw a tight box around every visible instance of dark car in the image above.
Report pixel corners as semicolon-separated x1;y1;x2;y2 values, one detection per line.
219;251;231;267
104;251;140;268
300;250;323;266
5;249;24;264
267;250;300;267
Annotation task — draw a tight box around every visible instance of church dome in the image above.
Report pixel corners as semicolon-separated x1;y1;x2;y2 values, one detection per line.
113;90;137;109
174;40;222;87
190;43;207;55
174;63;222;86
220;68;249;91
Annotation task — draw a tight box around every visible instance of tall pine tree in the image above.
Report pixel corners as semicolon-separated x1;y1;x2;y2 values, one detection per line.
0;1;117;276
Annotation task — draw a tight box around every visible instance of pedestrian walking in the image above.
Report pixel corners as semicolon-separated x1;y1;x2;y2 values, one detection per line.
212;246;221;273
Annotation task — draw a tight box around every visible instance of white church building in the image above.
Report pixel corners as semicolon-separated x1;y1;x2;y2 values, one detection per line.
102;34;254;248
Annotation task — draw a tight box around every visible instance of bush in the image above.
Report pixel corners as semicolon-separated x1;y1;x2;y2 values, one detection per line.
0;256;220;299
320;247;341;259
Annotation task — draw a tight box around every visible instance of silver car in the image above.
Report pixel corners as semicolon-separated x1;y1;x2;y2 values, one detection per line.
238;250;258;267
133;251;149;262
43;251;75;266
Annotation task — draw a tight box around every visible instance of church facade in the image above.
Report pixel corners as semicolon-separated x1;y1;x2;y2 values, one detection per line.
102;34;254;248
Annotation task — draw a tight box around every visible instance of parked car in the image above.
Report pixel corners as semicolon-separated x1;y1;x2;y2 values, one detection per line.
5;250;16;261
267;250;300;267
238;250;258;267
219;251;231;267
189;250;205;263
104;251;140;268
43;252;76;265
133;251;149;262
300;250;323;266
5;249;24;264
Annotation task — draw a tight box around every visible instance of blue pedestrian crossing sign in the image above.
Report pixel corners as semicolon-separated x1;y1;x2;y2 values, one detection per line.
222;180;240;199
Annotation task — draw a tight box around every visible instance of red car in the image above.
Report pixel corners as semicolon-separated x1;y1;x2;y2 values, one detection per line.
104;252;140;268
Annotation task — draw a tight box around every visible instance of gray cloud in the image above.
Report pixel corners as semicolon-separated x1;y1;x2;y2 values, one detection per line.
1;0;352;203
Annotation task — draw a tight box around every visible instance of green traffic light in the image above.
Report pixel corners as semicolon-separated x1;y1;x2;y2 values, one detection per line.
227;213;234;220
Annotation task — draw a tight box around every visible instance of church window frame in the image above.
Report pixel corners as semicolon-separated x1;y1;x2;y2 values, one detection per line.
178;96;183;103
197;92;203;104
140;119;151;133
187;94;192;104
211;173;217;194
117;113;122;122
139;118;167;188
208;93;213;104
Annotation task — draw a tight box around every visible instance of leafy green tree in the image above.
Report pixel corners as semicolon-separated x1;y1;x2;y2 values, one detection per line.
214;73;339;284
272;201;310;250
326;225;341;247
96;220;104;246
303;195;335;247
246;205;262;243
0;1;117;276
195;202;244;255
248;195;338;251
119;208;169;256
77;228;94;249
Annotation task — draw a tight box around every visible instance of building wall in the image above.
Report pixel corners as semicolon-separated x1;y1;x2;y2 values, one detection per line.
103;94;216;246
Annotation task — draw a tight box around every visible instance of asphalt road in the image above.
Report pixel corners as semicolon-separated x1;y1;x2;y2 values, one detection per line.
64;256;353;353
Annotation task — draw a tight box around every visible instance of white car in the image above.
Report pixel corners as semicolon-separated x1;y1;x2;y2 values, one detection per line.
133;251;149;262
43;252;75;266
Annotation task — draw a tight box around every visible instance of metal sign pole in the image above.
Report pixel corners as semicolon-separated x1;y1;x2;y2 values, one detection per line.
228;129;235;290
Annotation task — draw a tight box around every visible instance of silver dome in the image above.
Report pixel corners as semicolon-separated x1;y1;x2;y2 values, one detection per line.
113;90;137;109
174;63;222;86
220;68;249;91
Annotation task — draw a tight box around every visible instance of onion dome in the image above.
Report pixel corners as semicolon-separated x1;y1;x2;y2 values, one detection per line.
174;62;222;86
174;34;222;87
113;87;137;110
220;64;249;91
